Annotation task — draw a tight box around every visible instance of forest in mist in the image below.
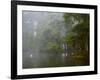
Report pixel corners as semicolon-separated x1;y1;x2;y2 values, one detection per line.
22;11;89;69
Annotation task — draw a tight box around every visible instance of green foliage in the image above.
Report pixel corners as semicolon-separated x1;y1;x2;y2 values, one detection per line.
47;42;59;49
27;12;89;55
63;13;89;52
46;42;62;53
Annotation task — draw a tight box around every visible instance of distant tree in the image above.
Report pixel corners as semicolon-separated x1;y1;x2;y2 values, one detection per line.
63;13;89;54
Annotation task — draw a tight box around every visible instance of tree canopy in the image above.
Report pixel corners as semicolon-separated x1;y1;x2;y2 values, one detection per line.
63;13;89;54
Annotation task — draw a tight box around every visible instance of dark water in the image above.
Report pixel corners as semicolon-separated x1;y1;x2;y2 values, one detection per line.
23;50;89;69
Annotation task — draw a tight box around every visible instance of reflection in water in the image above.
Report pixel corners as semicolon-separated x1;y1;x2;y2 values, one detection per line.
22;11;89;69
23;51;63;68
23;51;87;68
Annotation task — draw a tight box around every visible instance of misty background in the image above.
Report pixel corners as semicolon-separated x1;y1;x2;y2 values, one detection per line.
22;11;89;69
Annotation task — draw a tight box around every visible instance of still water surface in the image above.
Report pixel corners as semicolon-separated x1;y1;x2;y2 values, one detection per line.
23;49;87;69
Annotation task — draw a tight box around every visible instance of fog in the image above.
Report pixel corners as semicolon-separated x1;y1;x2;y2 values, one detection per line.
22;11;69;68
22;11;89;68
